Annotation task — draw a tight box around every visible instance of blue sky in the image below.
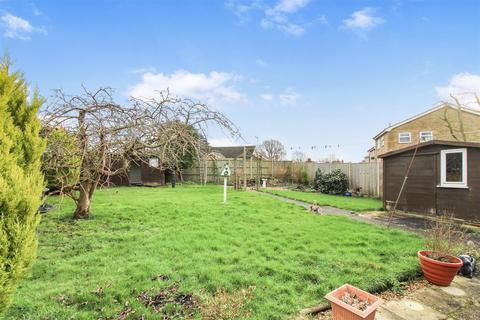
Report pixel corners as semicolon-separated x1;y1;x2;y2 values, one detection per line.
1;0;479;161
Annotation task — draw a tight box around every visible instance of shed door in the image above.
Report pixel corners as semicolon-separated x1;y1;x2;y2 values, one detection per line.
404;154;437;214
385;153;437;214
129;164;142;184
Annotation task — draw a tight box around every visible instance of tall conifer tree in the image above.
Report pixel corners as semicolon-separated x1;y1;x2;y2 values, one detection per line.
0;59;45;313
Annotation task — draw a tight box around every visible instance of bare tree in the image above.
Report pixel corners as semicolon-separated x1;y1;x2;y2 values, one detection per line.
257;139;286;178
258;139;286;161
291;151;306;162
42;87;239;219
441;92;479;142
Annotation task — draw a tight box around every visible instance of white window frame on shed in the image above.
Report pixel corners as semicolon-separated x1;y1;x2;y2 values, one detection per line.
149;157;159;168
398;132;411;144
440;148;468;188
419;131;433;142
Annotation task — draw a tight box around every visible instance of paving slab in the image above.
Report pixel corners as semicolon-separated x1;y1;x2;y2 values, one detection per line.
412;288;464;314
380;299;447;320
449;302;480;320
377;276;480;320
375;307;406;320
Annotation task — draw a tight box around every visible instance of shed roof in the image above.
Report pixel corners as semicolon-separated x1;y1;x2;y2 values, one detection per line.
379;140;480;158
209;145;257;159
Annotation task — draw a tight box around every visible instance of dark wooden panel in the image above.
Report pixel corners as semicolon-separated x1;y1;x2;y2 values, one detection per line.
108;172;130;187
141;163;165;185
100;159;166;187
384;153;436;213
129;164;142;184
100;159;130;187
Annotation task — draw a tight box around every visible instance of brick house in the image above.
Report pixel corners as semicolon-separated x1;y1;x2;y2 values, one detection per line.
371;104;480;158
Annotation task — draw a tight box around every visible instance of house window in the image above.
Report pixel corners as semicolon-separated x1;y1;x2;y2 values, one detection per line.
149;157;159;168
398;132;411;144
376;137;385;149
440;149;468;188
420;131;433;142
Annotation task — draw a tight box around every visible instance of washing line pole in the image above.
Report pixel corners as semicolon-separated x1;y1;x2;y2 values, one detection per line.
221;164;231;203
224;176;227;203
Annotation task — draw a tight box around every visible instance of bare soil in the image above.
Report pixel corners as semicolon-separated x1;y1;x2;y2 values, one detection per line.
136;284;198;318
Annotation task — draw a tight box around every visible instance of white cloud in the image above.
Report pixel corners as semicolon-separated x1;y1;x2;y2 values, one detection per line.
279;88;300;105
130;67;157;74
261;0;310;36
228;0;314;36
31;3;43;16
128;70;244;103
260;93;273;101
310;15;328;26
208;137;240;147
0;13;46;40
343;7;384;32
261;17;305;36
436;72;480;108
274;0;310;13
277;22;305;36
255;58;268;67
225;0;263;22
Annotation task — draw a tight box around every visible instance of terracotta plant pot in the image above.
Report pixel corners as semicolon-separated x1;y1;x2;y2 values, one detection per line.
325;284;383;320
418;250;463;286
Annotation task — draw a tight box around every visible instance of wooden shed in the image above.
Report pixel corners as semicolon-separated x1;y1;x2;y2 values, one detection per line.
107;158;165;187
209;146;257;159
380;140;480;222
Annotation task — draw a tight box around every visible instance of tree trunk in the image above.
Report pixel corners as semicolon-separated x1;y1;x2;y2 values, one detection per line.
74;111;92;220
73;182;94;219
171;171;176;188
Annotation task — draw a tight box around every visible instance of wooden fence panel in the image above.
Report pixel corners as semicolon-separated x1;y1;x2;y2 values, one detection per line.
183;159;383;197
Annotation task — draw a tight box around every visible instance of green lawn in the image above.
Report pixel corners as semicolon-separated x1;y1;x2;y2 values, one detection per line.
263;189;384;212
3;186;421;320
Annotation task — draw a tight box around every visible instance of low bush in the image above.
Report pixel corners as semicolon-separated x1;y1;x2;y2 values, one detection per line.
42;128;80;191
425;214;479;260
314;169;324;190
314;169;348;194
300;167;309;186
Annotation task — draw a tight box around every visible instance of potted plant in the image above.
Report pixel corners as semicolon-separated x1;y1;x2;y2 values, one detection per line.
418;215;465;286
325;284;383;320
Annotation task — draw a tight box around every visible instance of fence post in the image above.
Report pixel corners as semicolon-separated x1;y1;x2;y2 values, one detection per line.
377;159;381;197
256;158;260;190
271;159;274;178
204;158;208;185
348;162;352;189
243;146;247;189
250;157;253;178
